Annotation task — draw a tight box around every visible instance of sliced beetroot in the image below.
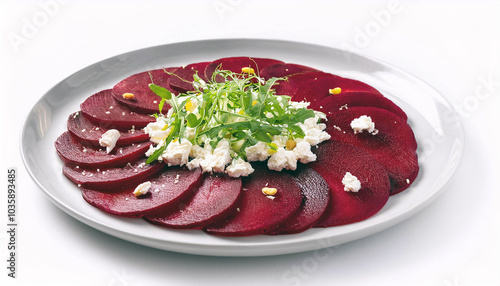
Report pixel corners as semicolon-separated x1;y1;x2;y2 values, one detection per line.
204;57;284;82
310;141;391;227
326;107;418;194
63;159;164;190
270;166;330;234
145;174;242;229
112;68;178;114
259;63;319;79
67;111;149;147
291;74;384;106
82;167;203;217
273;71;332;96
81;89;155;129
168;62;211;93
55;131;152;168
204;164;302;236
314;92;408;121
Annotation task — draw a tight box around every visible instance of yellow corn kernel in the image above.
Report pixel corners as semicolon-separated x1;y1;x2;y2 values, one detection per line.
241;67;255;74
252;100;258;106
262;187;277;196
185;99;195;112
329;87;342;95
122;93;135;100
286;139;297;150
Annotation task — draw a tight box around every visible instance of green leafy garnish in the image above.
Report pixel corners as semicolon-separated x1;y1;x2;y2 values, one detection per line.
146;68;322;162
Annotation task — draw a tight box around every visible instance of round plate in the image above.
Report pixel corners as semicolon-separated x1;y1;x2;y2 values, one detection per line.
21;39;464;256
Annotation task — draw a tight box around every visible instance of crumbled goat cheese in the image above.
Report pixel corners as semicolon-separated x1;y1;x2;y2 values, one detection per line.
342;172;361;192
144;118;170;144
350;115;378;135
226;158;255;177
133;181;152;197
268;148;297;171
245;141;270;162
99;129;120;153
293;141;317;164
161;140;192;166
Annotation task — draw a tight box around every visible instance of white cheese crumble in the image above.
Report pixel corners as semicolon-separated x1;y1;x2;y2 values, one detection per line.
245;141;270;161
226;158;255;177
342;172;361;192
293;141;317;164
350;115;378;135
162;140;192;166
133;181;151;197
268;148;297;171
144;119;170;144
99;129;120;153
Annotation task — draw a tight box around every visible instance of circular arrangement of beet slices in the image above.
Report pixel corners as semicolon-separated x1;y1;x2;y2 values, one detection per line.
54;56;419;237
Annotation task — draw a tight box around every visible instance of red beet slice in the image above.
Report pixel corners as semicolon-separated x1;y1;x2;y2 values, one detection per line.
259;63;319;79
67;111;149;147
314;92;408;121
204;57;284;82
168;62;211;93
145;174;242;229
82;167;203;217
310;141;391;227
63;159;164;190
81;89;155;129
55;131;152;168
270;166;330;234
291;74;383;106
204;164;302;236
326;107;418;194
273;71;332;96
112;68;178;114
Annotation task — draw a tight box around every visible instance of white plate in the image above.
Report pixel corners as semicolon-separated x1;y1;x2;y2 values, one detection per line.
21;39;464;257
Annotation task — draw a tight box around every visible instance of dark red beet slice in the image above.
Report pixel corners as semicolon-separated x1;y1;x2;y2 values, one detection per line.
168;62;211;93
273;71;332;96
310;141;391;227
270;166;330;234
259;63;319;79
204;57;284;82
145;174;242;229
63;159;164;190
291;74;383;106
112;68;178;114
82;167;203;217
67;111;149;147
55;131;152;168
326;107;418;194
81;89;155;129
314;92;408;121
204;164;302;236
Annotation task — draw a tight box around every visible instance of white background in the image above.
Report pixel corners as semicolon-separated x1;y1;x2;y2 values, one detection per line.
1;0;500;285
